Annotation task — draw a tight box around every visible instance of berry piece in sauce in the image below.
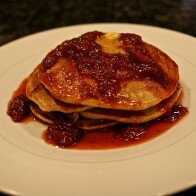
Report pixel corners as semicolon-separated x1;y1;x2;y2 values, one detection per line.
116;124;147;142
8;95;30;122
46;118;84;147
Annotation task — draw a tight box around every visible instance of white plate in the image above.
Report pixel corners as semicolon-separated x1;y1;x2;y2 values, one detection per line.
0;23;196;196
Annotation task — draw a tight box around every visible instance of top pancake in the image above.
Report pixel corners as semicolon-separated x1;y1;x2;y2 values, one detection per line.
26;67;89;113
38;31;179;111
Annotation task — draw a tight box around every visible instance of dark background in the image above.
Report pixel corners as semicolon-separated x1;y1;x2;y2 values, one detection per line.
0;0;195;46
0;0;195;195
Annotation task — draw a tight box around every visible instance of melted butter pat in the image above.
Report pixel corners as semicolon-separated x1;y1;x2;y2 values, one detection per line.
96;32;126;54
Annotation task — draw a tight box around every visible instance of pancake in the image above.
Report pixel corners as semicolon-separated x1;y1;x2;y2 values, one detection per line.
26;67;90;113
38;31;179;111
29;85;181;129
80;85;181;123
25;31;181;131
30;103;118;130
30;104;53;124
75;118;118;131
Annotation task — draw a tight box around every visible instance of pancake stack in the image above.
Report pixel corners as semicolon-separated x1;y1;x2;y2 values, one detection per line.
26;31;181;130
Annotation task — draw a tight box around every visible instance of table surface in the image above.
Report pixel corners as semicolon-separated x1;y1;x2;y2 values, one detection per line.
0;0;195;196
0;0;195;46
